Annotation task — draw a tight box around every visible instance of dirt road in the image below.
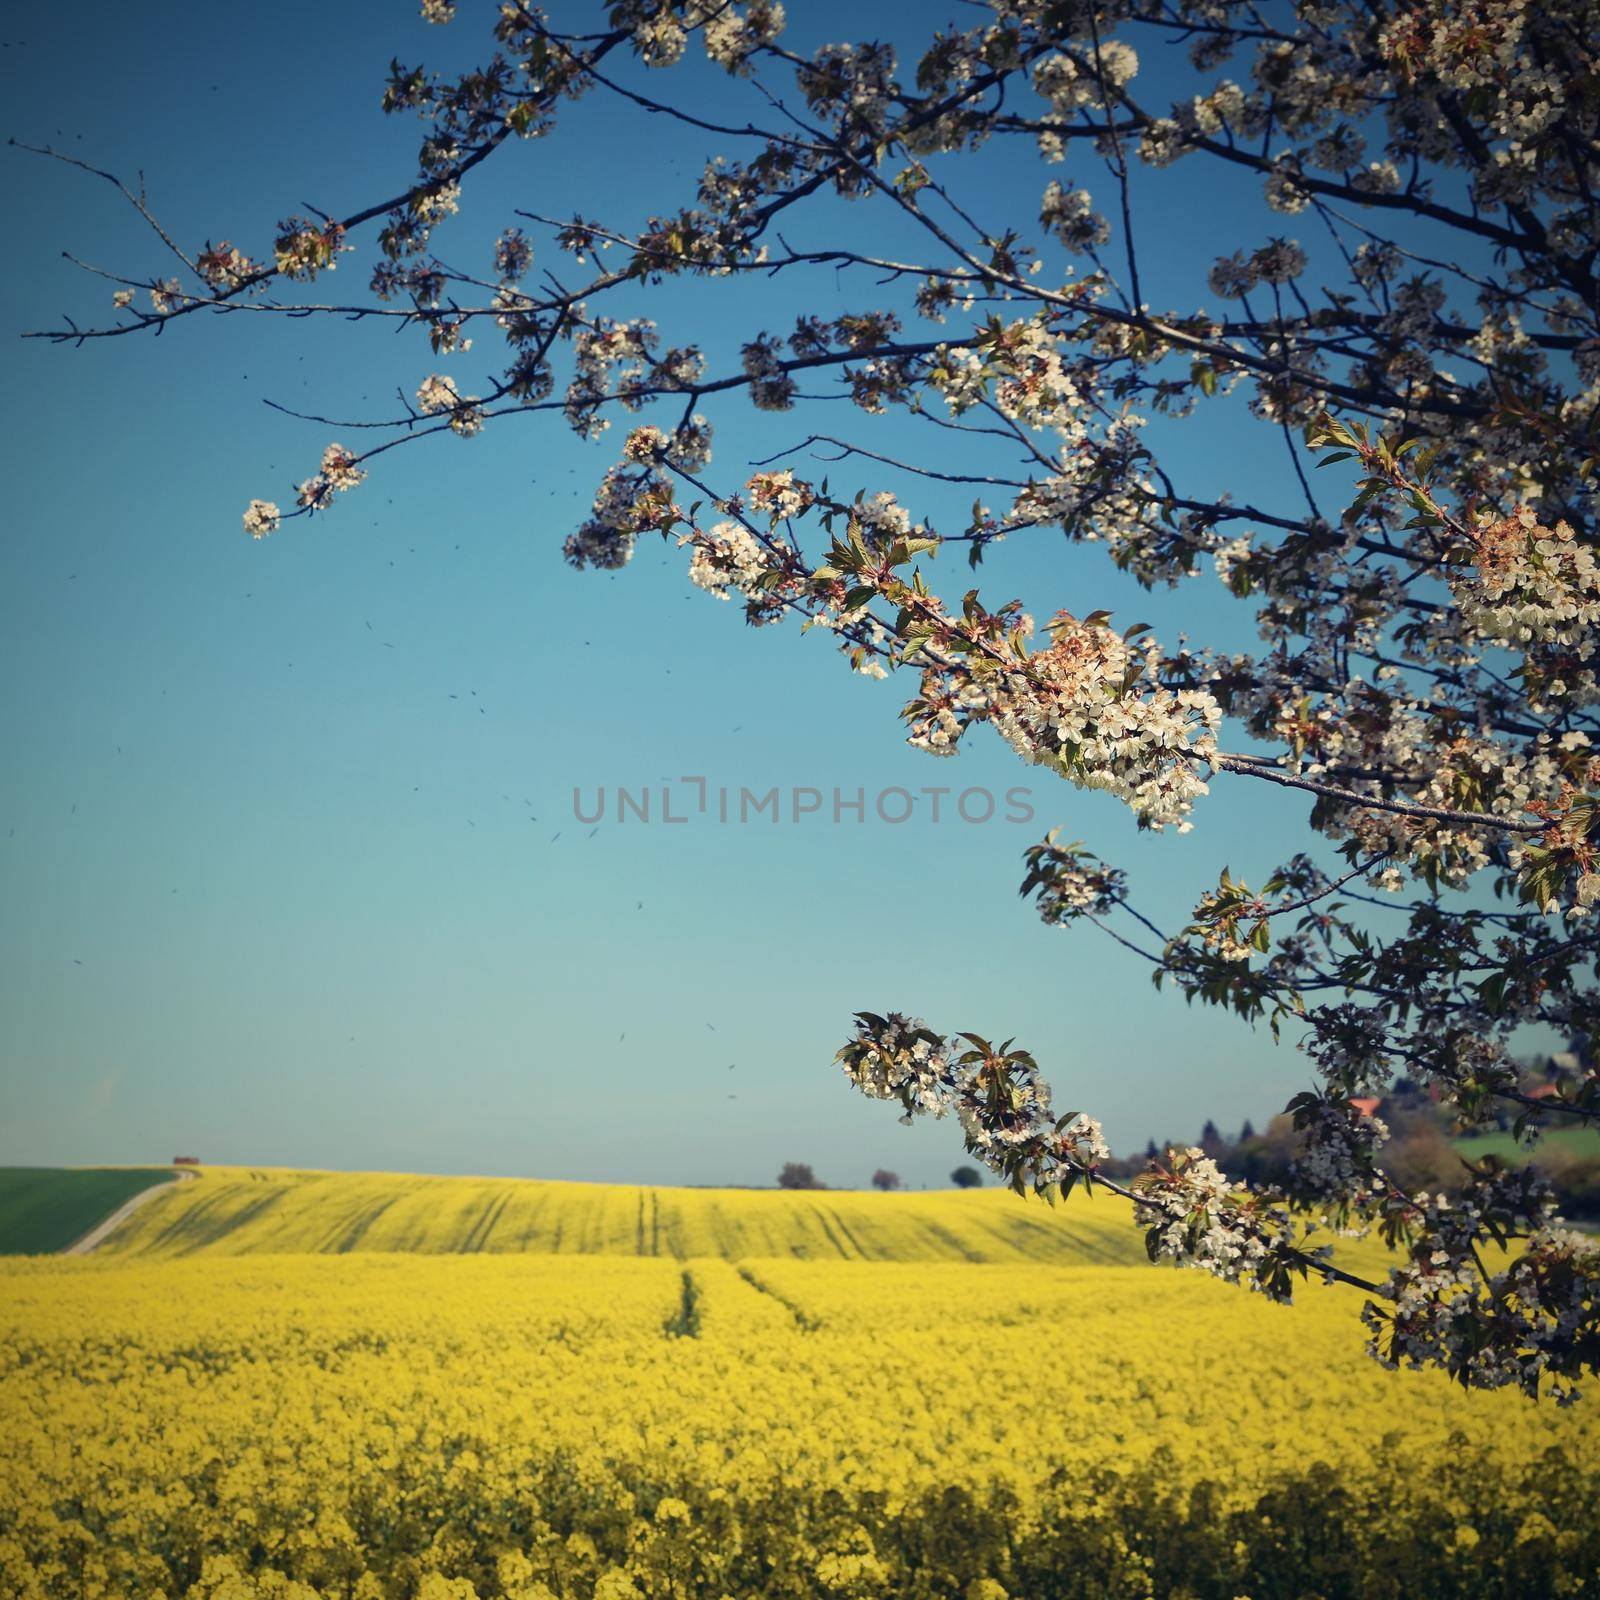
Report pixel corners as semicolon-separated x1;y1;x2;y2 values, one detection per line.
62;1170;194;1256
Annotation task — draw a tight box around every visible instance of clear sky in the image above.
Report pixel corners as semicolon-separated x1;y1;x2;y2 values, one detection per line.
3;2;1376;1186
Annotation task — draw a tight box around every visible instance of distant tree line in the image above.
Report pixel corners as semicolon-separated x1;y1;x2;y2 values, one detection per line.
775;1163;986;1191
1107;1049;1599;1222
786;1047;1599;1211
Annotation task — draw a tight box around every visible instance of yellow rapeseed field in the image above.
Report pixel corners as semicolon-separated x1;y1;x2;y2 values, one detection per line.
86;1166;1149;1264
2;1171;1596;1599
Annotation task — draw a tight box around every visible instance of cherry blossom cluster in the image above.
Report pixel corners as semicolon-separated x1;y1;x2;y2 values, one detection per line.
746;469;814;523
294;443;366;516
685;522;774;607
563;459;683;572
1453;511;1600;658
272;217;346;282
608;0;785;74
196;241;258;291
1018;832;1128;923
415;373;485;436
1130;1147;1297;1296
1365;1169;1600;1404
1283;1090;1391;1209
982;614;1221;831
242;500;280;540
837;1012;1110;1200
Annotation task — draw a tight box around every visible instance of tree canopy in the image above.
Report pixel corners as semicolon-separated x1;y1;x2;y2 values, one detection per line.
777;1162;825;1191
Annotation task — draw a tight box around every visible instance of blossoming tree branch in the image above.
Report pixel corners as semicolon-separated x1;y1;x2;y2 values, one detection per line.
23;0;1600;1398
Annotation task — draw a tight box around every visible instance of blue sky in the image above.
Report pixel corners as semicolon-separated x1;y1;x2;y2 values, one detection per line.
2;2;1380;1186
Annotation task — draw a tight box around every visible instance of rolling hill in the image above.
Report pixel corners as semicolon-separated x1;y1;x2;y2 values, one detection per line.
84;1164;1155;1264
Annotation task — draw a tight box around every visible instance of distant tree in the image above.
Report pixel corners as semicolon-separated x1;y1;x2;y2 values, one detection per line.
949;1166;983;1190
1143;1140;1160;1162
871;1169;902;1192
1237;1119;1257;1144
776;1162;824;1191
1228;1115;1301;1190
1199;1119;1226;1156
1388;1076;1432;1114
1543;1148;1600;1224
1383;1120;1461;1195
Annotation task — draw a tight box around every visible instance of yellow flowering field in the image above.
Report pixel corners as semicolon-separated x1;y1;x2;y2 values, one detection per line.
3;1241;1597;1599
86;1166;1148;1265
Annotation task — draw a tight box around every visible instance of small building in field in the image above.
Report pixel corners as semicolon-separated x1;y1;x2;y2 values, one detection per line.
173;1155;201;1167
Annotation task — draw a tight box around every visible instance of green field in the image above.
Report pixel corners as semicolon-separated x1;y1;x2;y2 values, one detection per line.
1454;1126;1600;1164
0;1167;173;1255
